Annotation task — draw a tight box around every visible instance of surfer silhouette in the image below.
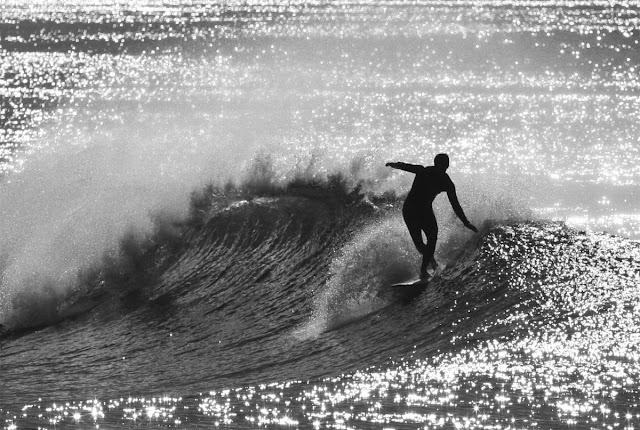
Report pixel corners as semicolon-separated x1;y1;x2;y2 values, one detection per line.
386;153;478;279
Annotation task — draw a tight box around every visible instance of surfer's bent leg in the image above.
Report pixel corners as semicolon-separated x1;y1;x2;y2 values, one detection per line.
402;205;426;255
421;208;438;274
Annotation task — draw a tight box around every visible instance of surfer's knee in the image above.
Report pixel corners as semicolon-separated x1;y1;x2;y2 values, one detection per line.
409;239;425;253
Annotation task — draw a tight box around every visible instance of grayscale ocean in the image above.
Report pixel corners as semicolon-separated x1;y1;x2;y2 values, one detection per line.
1;1;639;428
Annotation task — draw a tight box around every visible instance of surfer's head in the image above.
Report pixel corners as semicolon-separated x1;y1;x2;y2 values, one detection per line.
434;153;449;171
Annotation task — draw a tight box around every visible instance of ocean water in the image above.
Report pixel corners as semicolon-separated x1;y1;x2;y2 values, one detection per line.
1;1;639;429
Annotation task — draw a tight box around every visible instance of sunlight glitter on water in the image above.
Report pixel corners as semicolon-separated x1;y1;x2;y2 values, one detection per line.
564;213;640;238
2;0;640;190
2;34;639;191
2;2;640;427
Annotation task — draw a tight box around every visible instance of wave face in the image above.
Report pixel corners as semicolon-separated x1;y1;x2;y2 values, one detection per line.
2;180;638;426
0;183;405;400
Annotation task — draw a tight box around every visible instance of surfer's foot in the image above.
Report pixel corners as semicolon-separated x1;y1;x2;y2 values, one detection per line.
420;269;430;280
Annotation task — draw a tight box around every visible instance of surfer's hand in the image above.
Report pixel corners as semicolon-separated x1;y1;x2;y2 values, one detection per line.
385;162;395;167
465;222;478;233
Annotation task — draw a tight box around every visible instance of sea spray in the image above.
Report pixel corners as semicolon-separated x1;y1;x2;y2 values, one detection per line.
293;215;417;338
0;106;254;329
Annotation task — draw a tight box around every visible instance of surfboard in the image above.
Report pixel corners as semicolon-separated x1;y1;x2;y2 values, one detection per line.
390;278;430;288
384;276;432;302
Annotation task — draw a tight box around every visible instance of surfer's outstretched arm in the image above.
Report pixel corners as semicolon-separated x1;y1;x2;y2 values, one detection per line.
385;162;423;174
446;184;478;232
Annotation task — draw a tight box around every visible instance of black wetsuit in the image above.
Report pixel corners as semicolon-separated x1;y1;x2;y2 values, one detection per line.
395;163;470;267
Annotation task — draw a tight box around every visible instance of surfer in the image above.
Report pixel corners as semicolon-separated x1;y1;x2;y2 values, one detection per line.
386;153;478;279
